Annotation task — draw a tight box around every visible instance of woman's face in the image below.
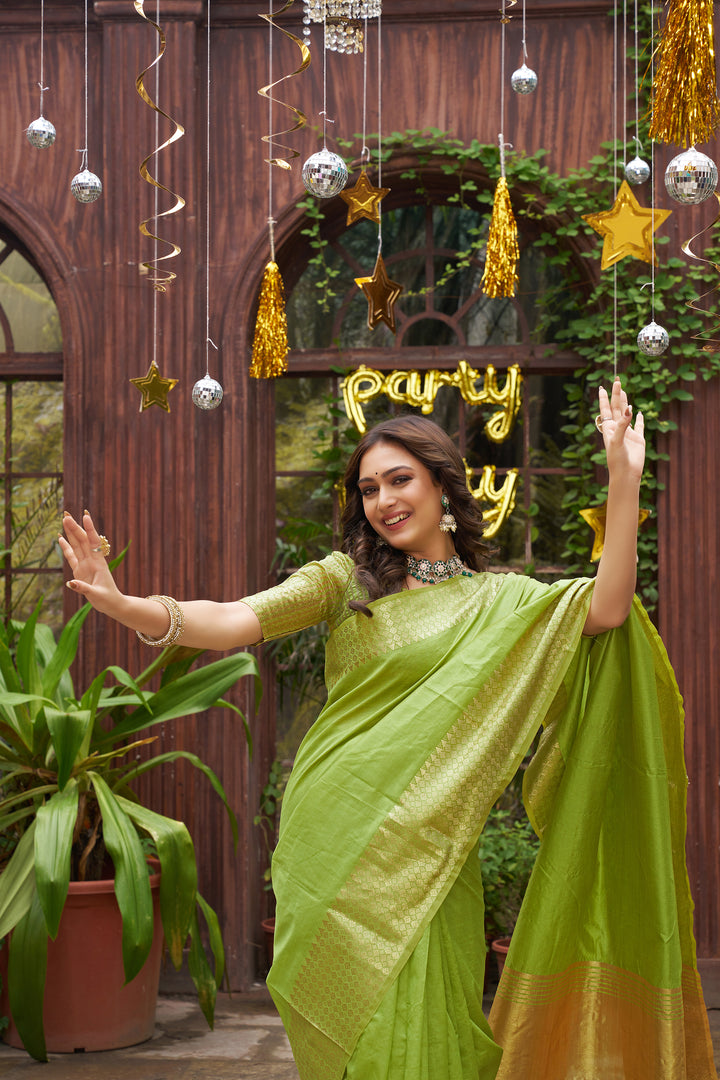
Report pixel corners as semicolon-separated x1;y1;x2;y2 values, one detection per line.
357;439;451;557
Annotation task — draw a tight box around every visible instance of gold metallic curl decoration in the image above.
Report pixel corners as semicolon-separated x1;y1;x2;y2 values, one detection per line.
134;0;186;292
680;192;720;352
258;0;311;170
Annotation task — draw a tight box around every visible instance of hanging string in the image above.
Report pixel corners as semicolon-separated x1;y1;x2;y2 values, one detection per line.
205;0;213;374
633;0;640;151
321;6;328;146
376;7;383;253
152;0;160;370
622;0;628;167
39;0;48;115
649;1;656;323
361;14;369;164
268;0;275;260
520;0;526;61
500;0;507;174
612;0;618;377
77;0;90;169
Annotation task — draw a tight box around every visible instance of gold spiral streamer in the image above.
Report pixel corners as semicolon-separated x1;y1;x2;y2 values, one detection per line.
258;0;311;170
135;0;186;291
680;193;720;352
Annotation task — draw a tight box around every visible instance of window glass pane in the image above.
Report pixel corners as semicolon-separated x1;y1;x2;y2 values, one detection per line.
11;382;63;472
11;570;64;630
0;251;62;352
10;476;63;570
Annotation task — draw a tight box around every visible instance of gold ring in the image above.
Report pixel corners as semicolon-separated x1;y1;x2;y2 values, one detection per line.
92;536;111;557
595;414;612;433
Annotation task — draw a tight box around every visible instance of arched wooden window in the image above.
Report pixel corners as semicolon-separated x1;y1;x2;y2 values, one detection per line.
0;227;63;628
275;195;584;577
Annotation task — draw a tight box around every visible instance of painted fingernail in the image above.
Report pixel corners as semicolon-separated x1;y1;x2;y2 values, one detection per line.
83;509;90;517
63;510;72;517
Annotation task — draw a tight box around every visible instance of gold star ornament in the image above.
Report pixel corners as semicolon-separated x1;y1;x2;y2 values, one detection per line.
339;170;390;226
354;253;403;333
579;500;651;562
582;180;672;270
130;360;179;412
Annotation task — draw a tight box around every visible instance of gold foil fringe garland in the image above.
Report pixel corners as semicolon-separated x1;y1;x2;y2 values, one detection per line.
134;0;186;291
481;174;520;298
649;0;720;147
250;261;290;377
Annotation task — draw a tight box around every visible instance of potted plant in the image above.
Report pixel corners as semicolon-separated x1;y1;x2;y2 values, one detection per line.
478;805;540;976
254;759;288;969
0;596;259;1061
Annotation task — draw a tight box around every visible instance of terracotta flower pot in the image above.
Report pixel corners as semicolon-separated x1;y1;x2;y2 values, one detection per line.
491;935;512;978
0;866;164;1053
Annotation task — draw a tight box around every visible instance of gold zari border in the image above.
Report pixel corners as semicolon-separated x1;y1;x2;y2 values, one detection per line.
490;963;716;1080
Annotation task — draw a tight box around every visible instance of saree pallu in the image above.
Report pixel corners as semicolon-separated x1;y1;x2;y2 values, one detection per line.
244;558;715;1080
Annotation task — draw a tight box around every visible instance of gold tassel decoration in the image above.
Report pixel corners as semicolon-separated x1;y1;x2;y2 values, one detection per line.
481;176;519;299
649;0;720;147
250;261;289;378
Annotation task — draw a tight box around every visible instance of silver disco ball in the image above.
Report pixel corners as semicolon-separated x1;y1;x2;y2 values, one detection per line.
510;64;538;94
664;147;718;205
192;375;224;410
26;115;56;149
71;168;103;203
637;320;669;356
301;148;348;198
625;155;650;185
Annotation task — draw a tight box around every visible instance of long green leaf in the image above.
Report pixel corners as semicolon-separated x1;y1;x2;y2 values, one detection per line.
118;796;196;969
8;891;48;1062
197;891;225;990
187;904;216;1029
116;750;239;849
45;707;92;790
105;666;153;713
41;601;92;704
0;822;37;939
0;637;22;695
91;773;153;983
35;781;79;939
214;699;253;758
15;603;43;711
97;654;259;743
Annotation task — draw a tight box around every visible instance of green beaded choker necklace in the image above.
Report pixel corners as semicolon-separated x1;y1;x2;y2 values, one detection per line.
406;554;473;584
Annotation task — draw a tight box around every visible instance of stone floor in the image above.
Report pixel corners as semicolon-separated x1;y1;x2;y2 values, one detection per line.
1;990;719;1078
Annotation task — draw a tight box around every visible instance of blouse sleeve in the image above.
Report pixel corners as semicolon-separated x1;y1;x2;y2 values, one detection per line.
240;551;355;642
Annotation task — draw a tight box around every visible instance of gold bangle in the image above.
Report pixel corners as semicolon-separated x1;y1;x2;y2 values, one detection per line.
136;595;184;647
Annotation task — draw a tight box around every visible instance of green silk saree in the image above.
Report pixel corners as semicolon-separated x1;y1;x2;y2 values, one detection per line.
243;553;715;1080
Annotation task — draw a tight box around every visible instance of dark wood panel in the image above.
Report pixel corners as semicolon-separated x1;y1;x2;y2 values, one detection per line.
658;386;720;959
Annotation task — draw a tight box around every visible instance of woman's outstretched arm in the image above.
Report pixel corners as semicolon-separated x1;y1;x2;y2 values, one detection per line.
59;512;263;650
582;377;645;636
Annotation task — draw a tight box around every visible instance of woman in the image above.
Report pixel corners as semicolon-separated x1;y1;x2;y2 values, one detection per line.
61;380;715;1080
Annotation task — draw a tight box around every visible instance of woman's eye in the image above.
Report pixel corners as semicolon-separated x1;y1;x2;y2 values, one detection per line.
393;475;411;484
360;487;376;497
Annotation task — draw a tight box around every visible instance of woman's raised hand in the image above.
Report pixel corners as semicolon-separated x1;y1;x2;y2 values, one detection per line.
59;511;124;615
596;377;645;482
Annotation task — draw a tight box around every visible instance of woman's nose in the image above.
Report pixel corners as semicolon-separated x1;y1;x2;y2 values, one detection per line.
377;484;396;510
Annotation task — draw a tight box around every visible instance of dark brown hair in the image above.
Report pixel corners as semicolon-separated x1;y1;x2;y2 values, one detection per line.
340;415;494;613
